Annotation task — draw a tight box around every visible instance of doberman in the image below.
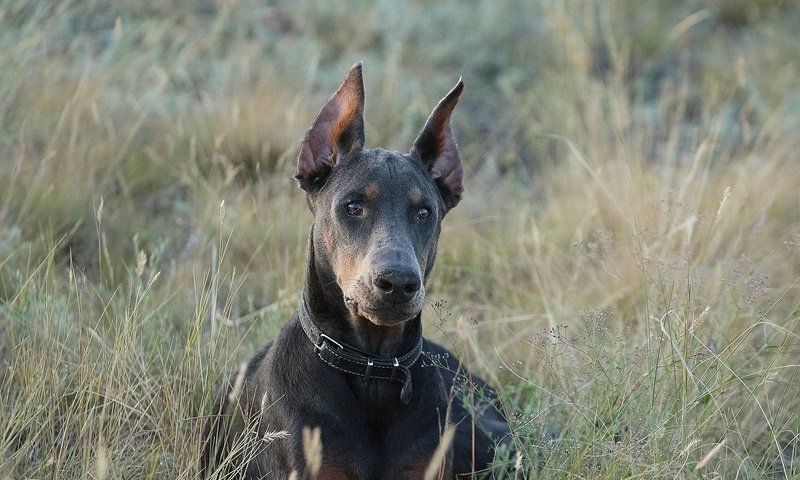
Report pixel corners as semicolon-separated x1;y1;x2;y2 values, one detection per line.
202;63;511;479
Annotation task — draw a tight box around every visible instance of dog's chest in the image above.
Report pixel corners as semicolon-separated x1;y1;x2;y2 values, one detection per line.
319;409;447;480
349;376;404;415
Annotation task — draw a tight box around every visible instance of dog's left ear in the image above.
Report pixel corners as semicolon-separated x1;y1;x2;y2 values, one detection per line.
411;79;464;211
296;63;366;194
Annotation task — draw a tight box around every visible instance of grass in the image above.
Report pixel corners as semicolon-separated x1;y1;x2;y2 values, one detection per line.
1;0;799;478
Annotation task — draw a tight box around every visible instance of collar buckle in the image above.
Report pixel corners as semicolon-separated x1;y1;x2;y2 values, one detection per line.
315;333;344;353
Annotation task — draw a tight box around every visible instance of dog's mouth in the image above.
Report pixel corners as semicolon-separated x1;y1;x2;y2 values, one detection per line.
344;293;424;326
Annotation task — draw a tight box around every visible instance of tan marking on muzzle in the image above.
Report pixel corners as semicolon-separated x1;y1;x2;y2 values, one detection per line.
333;245;369;298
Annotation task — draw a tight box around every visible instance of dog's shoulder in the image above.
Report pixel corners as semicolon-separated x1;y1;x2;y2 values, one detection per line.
243;314;305;378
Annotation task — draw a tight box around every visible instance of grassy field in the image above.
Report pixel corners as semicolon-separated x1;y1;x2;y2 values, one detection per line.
1;0;799;478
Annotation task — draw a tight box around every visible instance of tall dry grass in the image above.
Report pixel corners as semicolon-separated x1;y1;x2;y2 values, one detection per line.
1;0;798;478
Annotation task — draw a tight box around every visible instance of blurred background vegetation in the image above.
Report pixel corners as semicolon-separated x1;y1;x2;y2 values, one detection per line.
1;0;799;478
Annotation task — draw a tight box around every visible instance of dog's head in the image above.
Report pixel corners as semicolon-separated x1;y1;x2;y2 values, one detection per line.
296;63;463;326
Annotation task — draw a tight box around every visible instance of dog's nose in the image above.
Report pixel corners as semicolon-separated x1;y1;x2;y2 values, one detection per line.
372;269;421;304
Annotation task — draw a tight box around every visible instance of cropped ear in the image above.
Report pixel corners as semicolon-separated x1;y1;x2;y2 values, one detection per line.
410;79;464;211
296;63;365;193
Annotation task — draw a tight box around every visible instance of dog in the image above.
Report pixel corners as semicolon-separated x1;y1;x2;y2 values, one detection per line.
201;63;511;479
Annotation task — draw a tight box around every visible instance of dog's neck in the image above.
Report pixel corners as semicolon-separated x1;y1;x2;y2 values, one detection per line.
301;232;422;357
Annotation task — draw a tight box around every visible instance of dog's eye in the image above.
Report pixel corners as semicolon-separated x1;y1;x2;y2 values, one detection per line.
417;207;432;221
345;201;363;216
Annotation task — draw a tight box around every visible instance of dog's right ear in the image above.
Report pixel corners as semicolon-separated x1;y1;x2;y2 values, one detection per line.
411;79;464;212
295;63;365;194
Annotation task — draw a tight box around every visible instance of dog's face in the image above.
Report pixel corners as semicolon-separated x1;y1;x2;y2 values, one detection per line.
311;149;443;325
296;64;463;326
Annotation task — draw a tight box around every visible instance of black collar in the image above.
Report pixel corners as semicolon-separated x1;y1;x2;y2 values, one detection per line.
297;298;423;404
